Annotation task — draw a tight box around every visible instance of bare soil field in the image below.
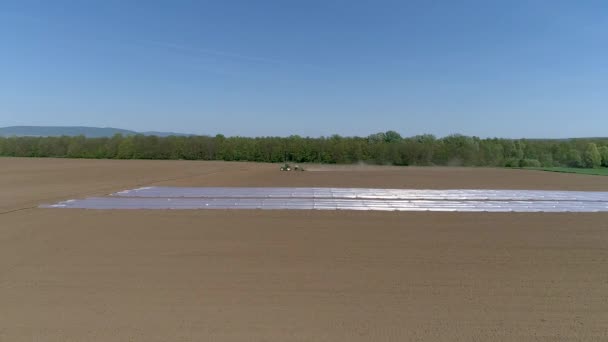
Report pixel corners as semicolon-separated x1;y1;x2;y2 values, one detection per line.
1;157;608;341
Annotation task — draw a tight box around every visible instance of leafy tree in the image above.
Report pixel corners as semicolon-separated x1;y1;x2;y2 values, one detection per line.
504;158;520;167
384;130;402;143
66;135;86;158
568;149;583;167
583;143;602;168
598;146;608;167
519;159;541;168
117;137;135;159
368;132;386;144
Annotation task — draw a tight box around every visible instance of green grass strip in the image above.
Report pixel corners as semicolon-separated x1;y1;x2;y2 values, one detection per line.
523;167;608;176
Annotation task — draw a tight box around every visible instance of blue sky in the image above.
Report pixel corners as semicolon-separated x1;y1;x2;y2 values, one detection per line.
1;0;606;138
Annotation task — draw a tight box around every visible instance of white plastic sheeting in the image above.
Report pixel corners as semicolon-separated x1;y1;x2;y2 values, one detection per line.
41;187;608;212
43;197;608;212
114;187;608;202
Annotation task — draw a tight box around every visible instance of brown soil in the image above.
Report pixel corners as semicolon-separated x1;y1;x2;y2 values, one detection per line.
1;158;608;341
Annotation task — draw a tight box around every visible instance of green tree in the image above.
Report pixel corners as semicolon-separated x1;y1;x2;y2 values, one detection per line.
583;143;602;168
567;149;582;167
66;135;86;158
598;146;608;167
117;137;135;159
519;158;541;167
384;130;402;143
367;132;386;144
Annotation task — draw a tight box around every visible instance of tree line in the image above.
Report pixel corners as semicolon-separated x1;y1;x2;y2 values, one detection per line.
1;131;608;168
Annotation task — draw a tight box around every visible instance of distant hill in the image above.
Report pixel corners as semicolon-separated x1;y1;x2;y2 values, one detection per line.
139;131;192;137
0;126;192;138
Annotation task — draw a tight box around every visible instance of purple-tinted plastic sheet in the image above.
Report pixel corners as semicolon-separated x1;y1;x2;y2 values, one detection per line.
41;187;608;212
113;187;608;202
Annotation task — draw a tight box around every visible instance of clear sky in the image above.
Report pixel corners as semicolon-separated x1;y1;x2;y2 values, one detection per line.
1;0;606;138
